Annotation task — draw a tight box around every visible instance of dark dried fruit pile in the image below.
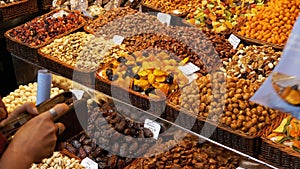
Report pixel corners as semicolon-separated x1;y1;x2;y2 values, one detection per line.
8;10;83;47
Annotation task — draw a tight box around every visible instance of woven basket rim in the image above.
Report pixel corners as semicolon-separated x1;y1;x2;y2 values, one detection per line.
4;9;86;49
0;0;29;9
141;0;188;17
261;113;300;158
233;31;284;50
167;90;278;139
37;37;97;75
95;67;166;102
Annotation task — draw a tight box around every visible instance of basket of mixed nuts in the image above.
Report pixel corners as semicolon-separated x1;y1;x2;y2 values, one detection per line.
167;73;283;157
5;9;86;63
0;0;38;21
259;114;300;169
37;32;117;87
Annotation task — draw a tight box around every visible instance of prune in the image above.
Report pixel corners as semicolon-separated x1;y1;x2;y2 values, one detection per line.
132;85;143;92
145;87;155;95
133;74;140;80
106;68;113;77
117;57;127;63
71;140;81;149
165;74;174;84
83;145;92;154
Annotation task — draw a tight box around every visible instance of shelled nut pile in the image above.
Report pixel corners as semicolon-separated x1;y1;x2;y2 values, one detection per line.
76;36;116;70
30;152;85;169
8;10;83;47
143;0;202;14
202;28;237;61
127;135;241;169
169;73;280;134
224;45;282;83
2;83;64;113
121;33;206;71
86;7;137;34
40;32;93;67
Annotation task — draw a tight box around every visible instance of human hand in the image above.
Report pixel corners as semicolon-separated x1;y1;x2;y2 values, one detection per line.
0;103;69;169
0;102;39;127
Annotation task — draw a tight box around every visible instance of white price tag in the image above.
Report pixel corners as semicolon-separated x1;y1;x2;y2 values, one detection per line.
178;62;200;75
81;157;98;169
144;119;161;140
112;35;124;45
129;0;134;2
186;73;198;84
157;13;171;26
228;34;241;49
236;167;246;169
70;89;85;100
52;10;69;18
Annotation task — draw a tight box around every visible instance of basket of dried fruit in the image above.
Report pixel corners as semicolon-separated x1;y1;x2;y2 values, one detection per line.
260;114;300;169
37;32;117;87
84;7;138;34
4;9;86;63
141;0;199;17
234;0;300;50
183;0;266;34
0;0;38;21
95;49;191;114
166;73;283;157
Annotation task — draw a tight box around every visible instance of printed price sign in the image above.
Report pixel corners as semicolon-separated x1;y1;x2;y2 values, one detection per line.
112;35;124;45
70;89;84;100
157;13;171;26
81;157;98;169
144;119;161;140
178;62;200;75
228;34;241;49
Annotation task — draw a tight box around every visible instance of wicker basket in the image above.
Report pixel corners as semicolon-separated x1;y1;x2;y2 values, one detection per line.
259;113;300;169
5;9;86;64
95;69;166;115
0;0;38;21
166;91;284;157
38;49;95;88
233;31;284;50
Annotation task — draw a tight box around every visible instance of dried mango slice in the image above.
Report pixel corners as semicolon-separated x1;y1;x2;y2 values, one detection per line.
148;74;155;84
153;69;166;76
155;76;166;83
134;79;149;88
138;70;148;77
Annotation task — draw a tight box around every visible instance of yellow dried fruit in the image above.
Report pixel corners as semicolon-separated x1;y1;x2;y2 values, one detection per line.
132;66;141;74
138;70;148;77
155;76;166;83
153;69;166;76
148;74;155;84
134;79;149;88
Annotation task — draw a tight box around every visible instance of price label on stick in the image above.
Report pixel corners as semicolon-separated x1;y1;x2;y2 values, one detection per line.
157;13;171;26
112;35;124;45
178;62;200;75
228;34;241;49
144;119;161;140
81;157;98;169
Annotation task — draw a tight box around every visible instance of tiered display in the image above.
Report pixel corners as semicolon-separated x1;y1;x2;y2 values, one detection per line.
3;0;300;168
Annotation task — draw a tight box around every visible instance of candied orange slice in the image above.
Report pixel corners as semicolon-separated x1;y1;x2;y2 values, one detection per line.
155;76;166;83
148;74;155;84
